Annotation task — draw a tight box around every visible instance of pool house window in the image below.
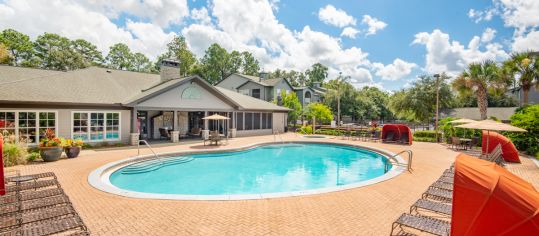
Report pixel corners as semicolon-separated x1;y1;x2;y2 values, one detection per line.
72;112;120;142
0;111;57;145
235;112;273;131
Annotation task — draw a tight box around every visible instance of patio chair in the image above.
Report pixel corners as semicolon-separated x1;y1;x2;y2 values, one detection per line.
391;213;450;236
422;188;453;203
410;199;452;216
189;127;201;137
159;128;170;140
371;130;381;142
210;131;222;145
451;137;461;150
468;137;479;150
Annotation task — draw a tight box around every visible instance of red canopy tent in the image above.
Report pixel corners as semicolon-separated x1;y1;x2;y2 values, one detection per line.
481;131;521;163
381;124;412;145
451;154;539;235
1;134;5;196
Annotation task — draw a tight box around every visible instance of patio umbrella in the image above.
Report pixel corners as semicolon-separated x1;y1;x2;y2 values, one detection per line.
202;114;230;138
1;134;5;196
455;120;526;157
451;154;539;235
449;118;476;138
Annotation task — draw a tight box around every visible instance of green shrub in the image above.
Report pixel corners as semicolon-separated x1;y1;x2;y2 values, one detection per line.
507;104;539;155
26;152;41;162
2;142;28;167
299;125;313;134
412;130;437;142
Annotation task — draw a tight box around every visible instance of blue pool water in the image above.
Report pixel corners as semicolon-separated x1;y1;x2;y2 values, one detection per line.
109;143;391;195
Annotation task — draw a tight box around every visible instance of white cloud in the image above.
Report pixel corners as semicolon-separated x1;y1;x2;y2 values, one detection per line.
318;5;356;28
412;29;508;75
481;28;497;42
497;0;539;35
468;8;497;23
0;0;175;59
372;59;417;81
340;27;360;39
361;15;387;36
512;30;539;52
191;7;212;26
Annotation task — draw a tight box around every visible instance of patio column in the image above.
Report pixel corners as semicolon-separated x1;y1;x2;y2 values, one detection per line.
173;110;178;131
202;111;209;139
130;107;139;146
230;112;237;138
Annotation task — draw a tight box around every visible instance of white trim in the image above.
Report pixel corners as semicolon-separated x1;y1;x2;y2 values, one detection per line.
70;111;122;143
0;110;58;145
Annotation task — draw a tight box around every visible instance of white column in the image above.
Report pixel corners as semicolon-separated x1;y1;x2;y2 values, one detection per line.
173;110;178;131
130;108;139;146
202;111;209;139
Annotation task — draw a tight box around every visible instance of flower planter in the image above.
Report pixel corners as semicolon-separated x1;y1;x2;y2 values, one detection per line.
64;146;81;158
39;147;63;162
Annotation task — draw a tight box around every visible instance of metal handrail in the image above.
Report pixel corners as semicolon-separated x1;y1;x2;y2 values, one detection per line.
385;150;413;173
137;140;160;161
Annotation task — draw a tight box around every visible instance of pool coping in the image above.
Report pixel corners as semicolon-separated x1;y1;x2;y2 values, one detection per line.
88;140;407;201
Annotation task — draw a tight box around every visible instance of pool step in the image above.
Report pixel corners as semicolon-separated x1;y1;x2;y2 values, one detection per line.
121;156;195;174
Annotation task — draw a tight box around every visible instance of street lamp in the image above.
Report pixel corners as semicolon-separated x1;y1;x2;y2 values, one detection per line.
433;73;441;142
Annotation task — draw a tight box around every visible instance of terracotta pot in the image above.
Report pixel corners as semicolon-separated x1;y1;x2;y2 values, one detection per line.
64;146;81;158
39;147;63;162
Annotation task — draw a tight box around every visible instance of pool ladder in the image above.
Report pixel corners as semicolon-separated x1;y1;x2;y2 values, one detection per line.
384;150;413;173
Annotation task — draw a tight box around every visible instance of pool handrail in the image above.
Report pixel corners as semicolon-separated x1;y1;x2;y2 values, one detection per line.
385;150;413;173
137;140;160;161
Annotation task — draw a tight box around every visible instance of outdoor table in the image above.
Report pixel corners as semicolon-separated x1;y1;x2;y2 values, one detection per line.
459;138;472;150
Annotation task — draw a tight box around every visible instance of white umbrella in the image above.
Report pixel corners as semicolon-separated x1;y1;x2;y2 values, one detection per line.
449;118;476;138
202;114;230;140
455;120;527;156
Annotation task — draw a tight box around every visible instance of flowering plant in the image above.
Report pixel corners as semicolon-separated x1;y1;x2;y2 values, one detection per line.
64;139;84;148
39;128;64;147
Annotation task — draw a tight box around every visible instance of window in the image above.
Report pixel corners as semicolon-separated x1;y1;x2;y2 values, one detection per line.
262;113;267;129
236;112;243;131
73;112;120;141
253;113;261;129
252;89;261;99
0;111;56;145
18;112;37;144
39;112;56;142
268;113;273;129
245;113;253;130
239;89;249;96
0;112;15;136
305;91;312;104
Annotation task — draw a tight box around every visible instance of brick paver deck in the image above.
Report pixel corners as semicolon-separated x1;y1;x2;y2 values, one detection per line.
6;133;539;235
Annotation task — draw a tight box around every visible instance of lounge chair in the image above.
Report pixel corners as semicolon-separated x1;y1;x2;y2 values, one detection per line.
429;181;453;191
391;213;450;236
410;199;452;216
383;131;395;143
422;188;452;203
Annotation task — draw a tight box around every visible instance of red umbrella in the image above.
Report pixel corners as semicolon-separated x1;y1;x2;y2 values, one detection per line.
451;154;539;235
0;134;5;196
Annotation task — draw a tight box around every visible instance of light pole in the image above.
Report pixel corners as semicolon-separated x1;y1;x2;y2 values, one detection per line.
433;73;441;142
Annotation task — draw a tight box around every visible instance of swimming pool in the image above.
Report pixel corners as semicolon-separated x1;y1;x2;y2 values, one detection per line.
90;142;405;200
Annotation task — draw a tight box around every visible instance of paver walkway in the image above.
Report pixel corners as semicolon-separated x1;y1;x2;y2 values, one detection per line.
6;133;539;235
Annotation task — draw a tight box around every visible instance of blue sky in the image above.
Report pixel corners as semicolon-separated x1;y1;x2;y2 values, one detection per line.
1;0;538;91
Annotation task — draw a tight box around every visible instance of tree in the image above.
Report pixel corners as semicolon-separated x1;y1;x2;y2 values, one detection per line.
305;103;333;133
159;35;197;76
71;39;104;66
34;33;86;70
106;43;133;70
390;75;454;123
305;63;328;86
504;51;539;105
278;90;302;125
452;61;507;120
0;43;9;64
200;43;231;84
0;29;34;66
353;87;392;122
241;51;260;76
323;73;351;125
132;53;152;73
228;50;243;74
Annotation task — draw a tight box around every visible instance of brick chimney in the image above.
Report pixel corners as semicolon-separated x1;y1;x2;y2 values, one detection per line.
160;58;181;83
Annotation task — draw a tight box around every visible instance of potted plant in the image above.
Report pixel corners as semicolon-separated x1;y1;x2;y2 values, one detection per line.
64;139;83;158
39;128;63;162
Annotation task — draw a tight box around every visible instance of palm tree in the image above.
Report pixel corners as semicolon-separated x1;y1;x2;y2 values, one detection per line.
504;51;539;105
324;73;351;125
452;61;503;120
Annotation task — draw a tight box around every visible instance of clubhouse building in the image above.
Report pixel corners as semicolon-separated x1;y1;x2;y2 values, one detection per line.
0;60;290;146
